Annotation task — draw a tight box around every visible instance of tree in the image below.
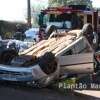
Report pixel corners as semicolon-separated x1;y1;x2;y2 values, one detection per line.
49;0;93;8
31;3;46;27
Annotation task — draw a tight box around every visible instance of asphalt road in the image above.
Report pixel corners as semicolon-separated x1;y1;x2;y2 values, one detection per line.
0;82;99;100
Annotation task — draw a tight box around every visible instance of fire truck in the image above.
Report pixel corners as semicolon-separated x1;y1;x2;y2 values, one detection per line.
38;5;100;40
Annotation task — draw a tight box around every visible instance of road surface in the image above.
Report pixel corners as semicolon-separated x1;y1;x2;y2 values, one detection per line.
0;82;99;100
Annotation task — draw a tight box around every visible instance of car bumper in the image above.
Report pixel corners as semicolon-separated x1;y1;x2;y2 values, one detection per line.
0;64;34;82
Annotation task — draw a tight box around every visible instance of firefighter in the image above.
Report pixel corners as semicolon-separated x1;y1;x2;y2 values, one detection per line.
38;27;45;41
13;24;26;41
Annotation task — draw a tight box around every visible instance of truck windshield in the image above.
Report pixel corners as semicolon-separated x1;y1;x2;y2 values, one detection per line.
49;13;71;22
39;12;81;29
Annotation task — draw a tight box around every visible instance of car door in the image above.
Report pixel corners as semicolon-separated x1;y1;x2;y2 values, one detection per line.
59;53;94;75
58;37;94;76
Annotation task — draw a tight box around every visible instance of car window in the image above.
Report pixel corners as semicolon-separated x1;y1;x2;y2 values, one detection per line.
62;49;73;56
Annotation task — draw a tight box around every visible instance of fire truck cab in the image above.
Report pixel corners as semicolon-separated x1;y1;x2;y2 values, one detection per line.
38;5;99;40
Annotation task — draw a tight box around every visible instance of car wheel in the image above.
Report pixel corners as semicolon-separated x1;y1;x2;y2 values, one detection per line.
38;52;60;87
1;49;18;64
45;25;57;39
82;23;93;34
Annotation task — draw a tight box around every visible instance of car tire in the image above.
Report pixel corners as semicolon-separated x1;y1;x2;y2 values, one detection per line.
38;52;60;87
0;49;18;64
82;23;93;34
45;25;57;39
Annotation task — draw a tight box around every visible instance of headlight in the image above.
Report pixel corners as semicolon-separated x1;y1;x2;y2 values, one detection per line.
32;64;48;80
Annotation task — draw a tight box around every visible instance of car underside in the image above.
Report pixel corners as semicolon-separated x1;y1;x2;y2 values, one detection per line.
0;24;99;87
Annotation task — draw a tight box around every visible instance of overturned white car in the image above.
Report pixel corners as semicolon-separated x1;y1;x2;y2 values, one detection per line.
0;24;98;87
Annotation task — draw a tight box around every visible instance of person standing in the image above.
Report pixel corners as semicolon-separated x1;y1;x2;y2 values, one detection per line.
13;24;26;41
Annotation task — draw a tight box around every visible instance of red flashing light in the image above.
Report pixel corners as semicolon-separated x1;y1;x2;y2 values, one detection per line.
42;6;83;14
